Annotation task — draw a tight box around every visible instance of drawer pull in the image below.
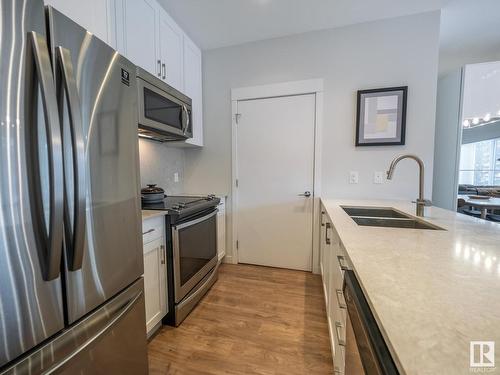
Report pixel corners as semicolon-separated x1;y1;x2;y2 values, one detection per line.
142;228;155;235
337;255;349;271
335;321;346;347
160;245;166;264
336;289;347;309
325;222;331;245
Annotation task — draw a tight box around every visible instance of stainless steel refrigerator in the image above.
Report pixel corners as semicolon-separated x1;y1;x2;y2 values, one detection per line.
0;1;148;373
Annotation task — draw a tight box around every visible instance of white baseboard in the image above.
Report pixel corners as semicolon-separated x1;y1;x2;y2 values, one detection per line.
222;255;237;264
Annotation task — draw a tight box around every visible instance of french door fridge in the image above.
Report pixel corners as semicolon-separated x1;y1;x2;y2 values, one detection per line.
0;1;147;373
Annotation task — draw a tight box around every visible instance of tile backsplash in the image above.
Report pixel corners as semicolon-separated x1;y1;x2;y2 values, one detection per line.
138;139;185;195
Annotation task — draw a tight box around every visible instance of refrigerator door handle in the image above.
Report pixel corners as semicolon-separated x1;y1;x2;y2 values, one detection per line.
56;46;86;271
27;31;64;281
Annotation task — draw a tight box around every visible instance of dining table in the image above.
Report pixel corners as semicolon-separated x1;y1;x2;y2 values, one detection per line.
458;194;500;219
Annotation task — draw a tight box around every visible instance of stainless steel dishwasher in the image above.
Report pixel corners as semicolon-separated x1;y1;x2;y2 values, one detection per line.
343;270;400;375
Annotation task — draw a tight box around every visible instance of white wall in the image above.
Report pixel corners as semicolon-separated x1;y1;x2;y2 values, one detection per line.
184;11;441;260
139;139;185;194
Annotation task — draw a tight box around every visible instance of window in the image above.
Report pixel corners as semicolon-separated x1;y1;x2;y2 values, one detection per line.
459;138;500;186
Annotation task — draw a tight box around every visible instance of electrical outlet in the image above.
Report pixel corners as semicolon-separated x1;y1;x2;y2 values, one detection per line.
374;171;384;184
174;172;179;183
349;171;359;184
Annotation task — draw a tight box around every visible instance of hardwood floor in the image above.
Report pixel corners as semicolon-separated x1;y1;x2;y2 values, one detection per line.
148;264;334;374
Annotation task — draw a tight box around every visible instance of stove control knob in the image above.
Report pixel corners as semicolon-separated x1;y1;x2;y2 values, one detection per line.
171;205;179;210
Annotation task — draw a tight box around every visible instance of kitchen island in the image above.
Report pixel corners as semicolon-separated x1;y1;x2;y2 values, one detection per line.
321;198;500;375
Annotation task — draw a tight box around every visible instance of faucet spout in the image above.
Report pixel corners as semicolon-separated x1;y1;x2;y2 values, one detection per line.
386;154;430;216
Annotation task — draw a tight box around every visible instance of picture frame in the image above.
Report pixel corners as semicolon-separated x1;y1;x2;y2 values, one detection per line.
355;86;407;146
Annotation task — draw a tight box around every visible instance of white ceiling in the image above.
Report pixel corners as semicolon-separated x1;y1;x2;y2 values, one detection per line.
158;0;450;50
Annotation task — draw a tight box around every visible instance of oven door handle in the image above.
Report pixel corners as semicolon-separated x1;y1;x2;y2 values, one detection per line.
173;209;218;231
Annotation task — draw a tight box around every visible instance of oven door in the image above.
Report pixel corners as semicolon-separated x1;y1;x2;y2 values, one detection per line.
172;210;218;303
137;78;190;139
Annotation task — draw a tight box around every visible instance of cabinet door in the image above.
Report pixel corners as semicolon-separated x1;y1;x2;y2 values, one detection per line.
158;9;183;90
143;237;167;334
119;0;159;76
45;0;111;44
183;35;203;146
217;197;226;260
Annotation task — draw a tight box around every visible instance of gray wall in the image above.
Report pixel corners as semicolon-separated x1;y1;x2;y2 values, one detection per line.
432;70;463;210
138;139;185;195
184;11;441;260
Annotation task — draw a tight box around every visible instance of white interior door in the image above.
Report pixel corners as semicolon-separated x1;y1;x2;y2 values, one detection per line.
236;94;316;271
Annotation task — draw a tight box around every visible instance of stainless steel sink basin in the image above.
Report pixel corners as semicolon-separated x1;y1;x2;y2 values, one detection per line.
342;206;408;219
351;217;443;230
341;206;445;231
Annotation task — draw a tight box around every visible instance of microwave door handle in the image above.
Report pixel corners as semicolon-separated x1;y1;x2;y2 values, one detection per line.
182;105;189;134
57;46;86;271
27;32;64;281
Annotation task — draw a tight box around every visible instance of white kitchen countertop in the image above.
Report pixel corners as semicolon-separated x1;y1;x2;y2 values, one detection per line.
321;198;500;375
141;210;168;221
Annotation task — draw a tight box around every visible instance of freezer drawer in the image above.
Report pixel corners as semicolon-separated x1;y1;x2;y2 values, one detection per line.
1;278;148;375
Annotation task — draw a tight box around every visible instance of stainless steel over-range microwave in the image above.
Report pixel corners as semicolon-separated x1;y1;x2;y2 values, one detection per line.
136;67;192;141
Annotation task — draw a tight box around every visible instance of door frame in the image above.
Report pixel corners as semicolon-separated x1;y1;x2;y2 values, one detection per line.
230;79;324;273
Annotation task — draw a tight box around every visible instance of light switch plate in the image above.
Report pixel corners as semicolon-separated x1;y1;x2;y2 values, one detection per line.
374;171;384;184
174;172;179;183
349;171;359;184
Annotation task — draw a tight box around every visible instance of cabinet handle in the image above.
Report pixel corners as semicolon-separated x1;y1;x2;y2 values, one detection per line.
336;289;347;309
337;255;349;271
160;245;166;264
335;321;346;346
157;59;161;77
325;222;331;245
162;63;166;80
142;228;155;235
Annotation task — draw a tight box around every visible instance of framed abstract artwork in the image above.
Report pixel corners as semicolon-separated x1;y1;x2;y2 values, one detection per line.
355;86;407;146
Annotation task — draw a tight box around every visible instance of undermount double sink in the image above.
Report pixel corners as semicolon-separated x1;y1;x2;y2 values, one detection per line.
342;206;445;230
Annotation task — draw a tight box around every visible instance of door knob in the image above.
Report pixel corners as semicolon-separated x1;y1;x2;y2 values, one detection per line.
298;191;311;197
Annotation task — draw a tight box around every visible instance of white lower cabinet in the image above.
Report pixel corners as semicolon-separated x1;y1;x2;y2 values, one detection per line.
320;205;347;374
217;196;226;261
142;216;167;337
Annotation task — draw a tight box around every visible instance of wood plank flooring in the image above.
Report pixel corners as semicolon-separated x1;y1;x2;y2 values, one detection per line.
148;263;334;374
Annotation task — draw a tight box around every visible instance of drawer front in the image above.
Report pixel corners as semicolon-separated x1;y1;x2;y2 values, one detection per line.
334;342;346;374
142;216;164;245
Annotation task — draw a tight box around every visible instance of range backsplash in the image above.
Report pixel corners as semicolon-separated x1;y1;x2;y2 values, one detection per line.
138;138;185;195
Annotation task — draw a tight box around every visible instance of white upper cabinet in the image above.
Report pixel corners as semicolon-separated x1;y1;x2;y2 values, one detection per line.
113;0;204;147
158;9;184;90
182;35;203;147
116;0;159;76
45;0;112;45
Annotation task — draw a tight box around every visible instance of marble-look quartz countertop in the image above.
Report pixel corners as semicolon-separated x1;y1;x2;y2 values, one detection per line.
141;210;168;221
321;198;500;375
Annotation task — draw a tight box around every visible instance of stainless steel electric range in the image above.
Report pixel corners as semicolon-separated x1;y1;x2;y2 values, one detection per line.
143;195;220;326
